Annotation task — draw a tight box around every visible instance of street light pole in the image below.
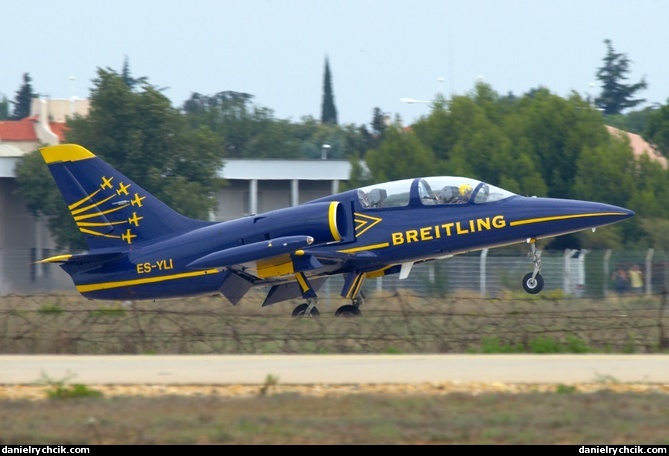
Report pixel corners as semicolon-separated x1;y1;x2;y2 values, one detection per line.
399;97;431;104
321;144;331;160
69;76;76;116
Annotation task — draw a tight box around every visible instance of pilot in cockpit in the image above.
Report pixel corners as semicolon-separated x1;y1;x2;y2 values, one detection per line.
453;183;473;203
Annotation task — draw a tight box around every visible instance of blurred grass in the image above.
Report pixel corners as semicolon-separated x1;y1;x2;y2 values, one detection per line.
2;391;669;444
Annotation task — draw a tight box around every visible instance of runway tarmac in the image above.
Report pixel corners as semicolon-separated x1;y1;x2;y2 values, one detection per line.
1;354;668;385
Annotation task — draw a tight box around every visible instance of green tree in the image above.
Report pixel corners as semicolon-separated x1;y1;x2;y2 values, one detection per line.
644;100;669;157
370;107;387;139
0;94;9;120
411;84;546;197
14;150;79;250
15;67;223;250
320;56;338;125
120;55;149;90
512;89;608;199
10;73;38;120
364;125;435;182
595;39;648;115
183;91;303;159
604;105;656;135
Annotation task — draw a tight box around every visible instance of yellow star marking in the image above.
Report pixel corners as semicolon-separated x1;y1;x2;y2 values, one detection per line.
122;229;136;244
101;176;114;190
128;212;143;227
117;182;131;196
131;193;146;207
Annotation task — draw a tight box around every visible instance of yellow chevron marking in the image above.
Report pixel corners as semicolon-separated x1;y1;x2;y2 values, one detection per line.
354;212;382;237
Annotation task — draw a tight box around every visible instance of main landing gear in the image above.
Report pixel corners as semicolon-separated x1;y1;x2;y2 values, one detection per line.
522;238;544;294
291;295;364;318
291;298;320;317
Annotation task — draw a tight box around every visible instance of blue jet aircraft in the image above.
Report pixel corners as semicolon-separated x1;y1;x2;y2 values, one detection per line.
38;144;634;317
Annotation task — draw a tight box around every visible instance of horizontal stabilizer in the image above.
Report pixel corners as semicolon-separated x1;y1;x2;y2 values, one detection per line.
187;235;314;269
37;251;124;265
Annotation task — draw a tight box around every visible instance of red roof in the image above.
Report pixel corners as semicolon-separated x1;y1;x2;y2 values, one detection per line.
0;118;37;141
0;117;68;142
50;122;69;141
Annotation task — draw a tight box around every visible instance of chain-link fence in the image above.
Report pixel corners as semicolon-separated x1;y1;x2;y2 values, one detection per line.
1;247;667;299
1;290;667;354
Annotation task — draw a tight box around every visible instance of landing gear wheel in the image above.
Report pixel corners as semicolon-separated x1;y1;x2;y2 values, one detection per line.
522;273;544;294
291;303;320;317
335;304;362;317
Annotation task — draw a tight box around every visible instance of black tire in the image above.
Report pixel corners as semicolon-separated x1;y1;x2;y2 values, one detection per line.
335;304;362;317
522;272;544;294
291;303;320;317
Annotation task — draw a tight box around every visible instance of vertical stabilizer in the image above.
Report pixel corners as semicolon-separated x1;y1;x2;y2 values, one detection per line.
40;144;212;250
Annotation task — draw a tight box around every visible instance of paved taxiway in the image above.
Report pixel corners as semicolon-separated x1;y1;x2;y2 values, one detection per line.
1;354;668;385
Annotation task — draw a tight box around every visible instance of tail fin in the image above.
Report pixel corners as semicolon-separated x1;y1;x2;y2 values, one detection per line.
40;144;212;250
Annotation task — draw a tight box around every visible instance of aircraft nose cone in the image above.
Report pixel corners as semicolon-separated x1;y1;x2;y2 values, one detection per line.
601;202;635;219
510;197;635;236
581;201;635;225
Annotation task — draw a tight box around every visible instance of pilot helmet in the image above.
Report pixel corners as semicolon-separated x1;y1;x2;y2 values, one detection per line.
459;183;473;196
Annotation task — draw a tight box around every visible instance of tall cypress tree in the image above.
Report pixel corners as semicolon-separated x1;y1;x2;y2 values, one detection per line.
11;73;38;120
0;95;9;120
595;39;647;115
321;56;338;125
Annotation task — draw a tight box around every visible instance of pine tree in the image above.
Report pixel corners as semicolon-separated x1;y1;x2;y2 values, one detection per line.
0;95;9;120
120;55;148;89
595;39;647;115
10;73;38;120
321;56;338;125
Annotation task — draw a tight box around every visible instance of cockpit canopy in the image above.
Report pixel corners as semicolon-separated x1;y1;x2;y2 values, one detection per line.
357;177;517;208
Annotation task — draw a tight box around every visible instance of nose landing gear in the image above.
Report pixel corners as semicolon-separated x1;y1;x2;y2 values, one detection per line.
522;238;544;294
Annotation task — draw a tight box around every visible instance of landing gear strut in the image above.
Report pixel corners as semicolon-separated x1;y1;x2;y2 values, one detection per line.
335;295;363;317
291;290;365;318
291;298;320;317
522;239;544;294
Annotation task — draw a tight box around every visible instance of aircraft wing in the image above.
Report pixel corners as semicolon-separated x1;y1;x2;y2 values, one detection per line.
204;242;384;307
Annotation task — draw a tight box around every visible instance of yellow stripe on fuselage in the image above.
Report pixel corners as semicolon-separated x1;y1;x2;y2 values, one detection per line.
338;242;389;254
337;212;627;255
509;212;628;227
76;269;221;293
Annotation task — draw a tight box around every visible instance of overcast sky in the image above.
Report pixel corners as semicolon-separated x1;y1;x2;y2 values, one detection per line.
2;0;667;127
